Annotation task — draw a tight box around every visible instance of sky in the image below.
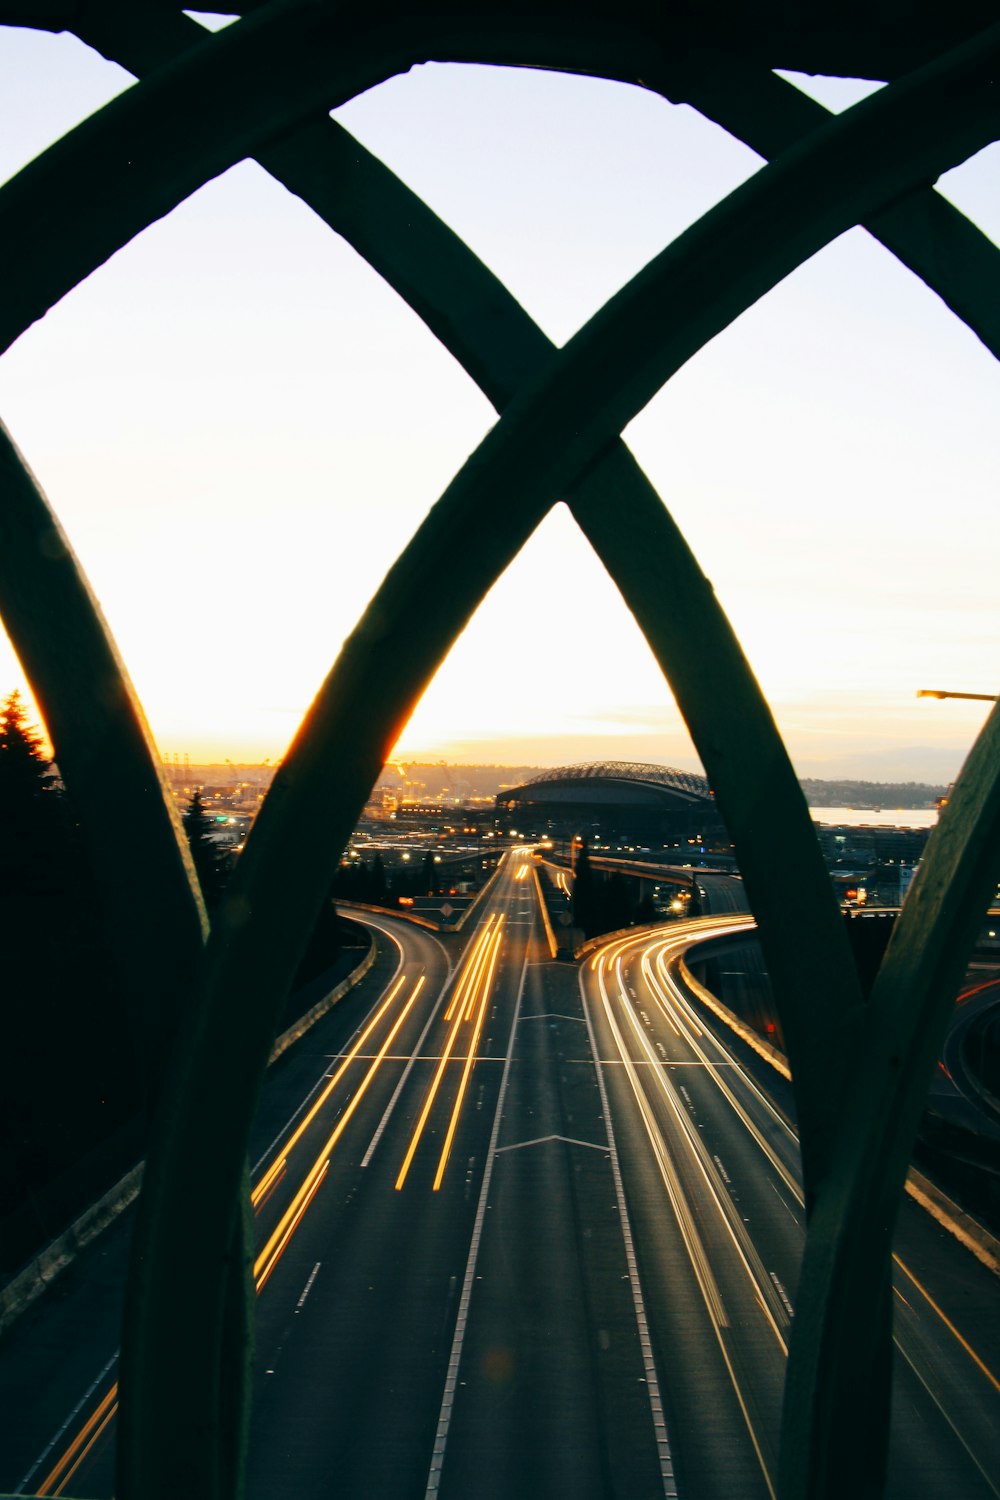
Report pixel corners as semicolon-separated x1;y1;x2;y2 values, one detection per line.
0;19;997;782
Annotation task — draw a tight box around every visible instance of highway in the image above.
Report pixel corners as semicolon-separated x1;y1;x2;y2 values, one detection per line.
584;920;1000;1499
3;864;998;1498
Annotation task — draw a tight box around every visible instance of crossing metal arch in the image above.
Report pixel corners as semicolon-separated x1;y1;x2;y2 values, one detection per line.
1;7;998;1500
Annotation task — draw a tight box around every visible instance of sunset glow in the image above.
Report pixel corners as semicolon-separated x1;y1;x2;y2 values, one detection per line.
1;32;996;781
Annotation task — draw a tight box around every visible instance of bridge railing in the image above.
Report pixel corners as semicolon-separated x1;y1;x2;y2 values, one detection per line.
1;8;998;1500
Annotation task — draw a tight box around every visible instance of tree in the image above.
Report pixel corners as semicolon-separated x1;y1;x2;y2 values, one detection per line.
572;836;596;937
182;790;230;911
0;690;142;1264
0;689;65;876
604;871;632;932
366;851;388;905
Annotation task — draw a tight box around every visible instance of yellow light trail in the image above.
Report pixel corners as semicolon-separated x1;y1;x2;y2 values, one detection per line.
433;923;505;1191
444;915;495;1022
460;921;499;1022
254;1162;329;1294
36;1386;118;1497
250;1153;287;1209
35;970;423;1495
397;917;505;1191
271;974;408;1165
894;1261;1000;1397
255;981;422;1288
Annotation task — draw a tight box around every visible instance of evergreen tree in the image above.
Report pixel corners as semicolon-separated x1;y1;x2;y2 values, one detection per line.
182;790;230;910
572;837;596;937
605;871;632;931
366;852;388;905
0;689;65;882
0;690;141;1263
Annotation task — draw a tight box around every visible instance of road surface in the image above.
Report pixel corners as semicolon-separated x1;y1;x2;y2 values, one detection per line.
3;867;997;1498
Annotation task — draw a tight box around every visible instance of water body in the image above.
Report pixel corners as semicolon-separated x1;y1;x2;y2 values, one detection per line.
809;806;939;829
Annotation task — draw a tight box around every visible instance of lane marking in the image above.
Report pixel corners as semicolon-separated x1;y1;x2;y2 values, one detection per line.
495;1134;607;1154
424;945;529;1496
295;1262;322;1313
520;1011;587;1024
581;966;678;1496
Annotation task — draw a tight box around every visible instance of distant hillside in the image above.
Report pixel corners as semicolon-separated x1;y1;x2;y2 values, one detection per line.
174;765;948;810
798;779;946;809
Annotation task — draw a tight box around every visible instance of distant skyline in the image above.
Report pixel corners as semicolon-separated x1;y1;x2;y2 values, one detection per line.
0;26;996;784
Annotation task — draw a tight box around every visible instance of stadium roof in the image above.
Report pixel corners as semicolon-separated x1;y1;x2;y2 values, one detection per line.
497;761;712;809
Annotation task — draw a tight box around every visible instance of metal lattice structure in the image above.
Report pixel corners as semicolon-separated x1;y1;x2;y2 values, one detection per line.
0;6;998;1499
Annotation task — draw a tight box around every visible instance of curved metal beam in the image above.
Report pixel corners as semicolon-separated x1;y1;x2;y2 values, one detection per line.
782;702;1000;1498
0;0;655;353
69;4;860;1183
113;34;1000;1499
0;423;208;1079
162;0;1000;82
66;2;1000;1192
11;0;985;1125
664;51;1000;361
3;0;998;356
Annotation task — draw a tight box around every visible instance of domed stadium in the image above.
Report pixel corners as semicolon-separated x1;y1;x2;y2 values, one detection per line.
496;761;725;845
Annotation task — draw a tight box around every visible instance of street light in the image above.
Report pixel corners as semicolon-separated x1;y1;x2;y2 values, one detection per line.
917;689;998;701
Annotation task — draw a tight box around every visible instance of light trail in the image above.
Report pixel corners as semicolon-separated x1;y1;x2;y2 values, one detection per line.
250;1153;287;1210
432;923;505;1191
613;954;789;1350
254;1161;330;1294
591;920;1000;1498
397;917;505;1191
272;974;409;1164
645;943;800;1203
596;959;727;1326
35;969;422;1494
255;981;421;1286
644;929;1000;1378
35;1386;118;1498
894;1261;1000;1397
444;915;495;1022
595;949;778;1500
